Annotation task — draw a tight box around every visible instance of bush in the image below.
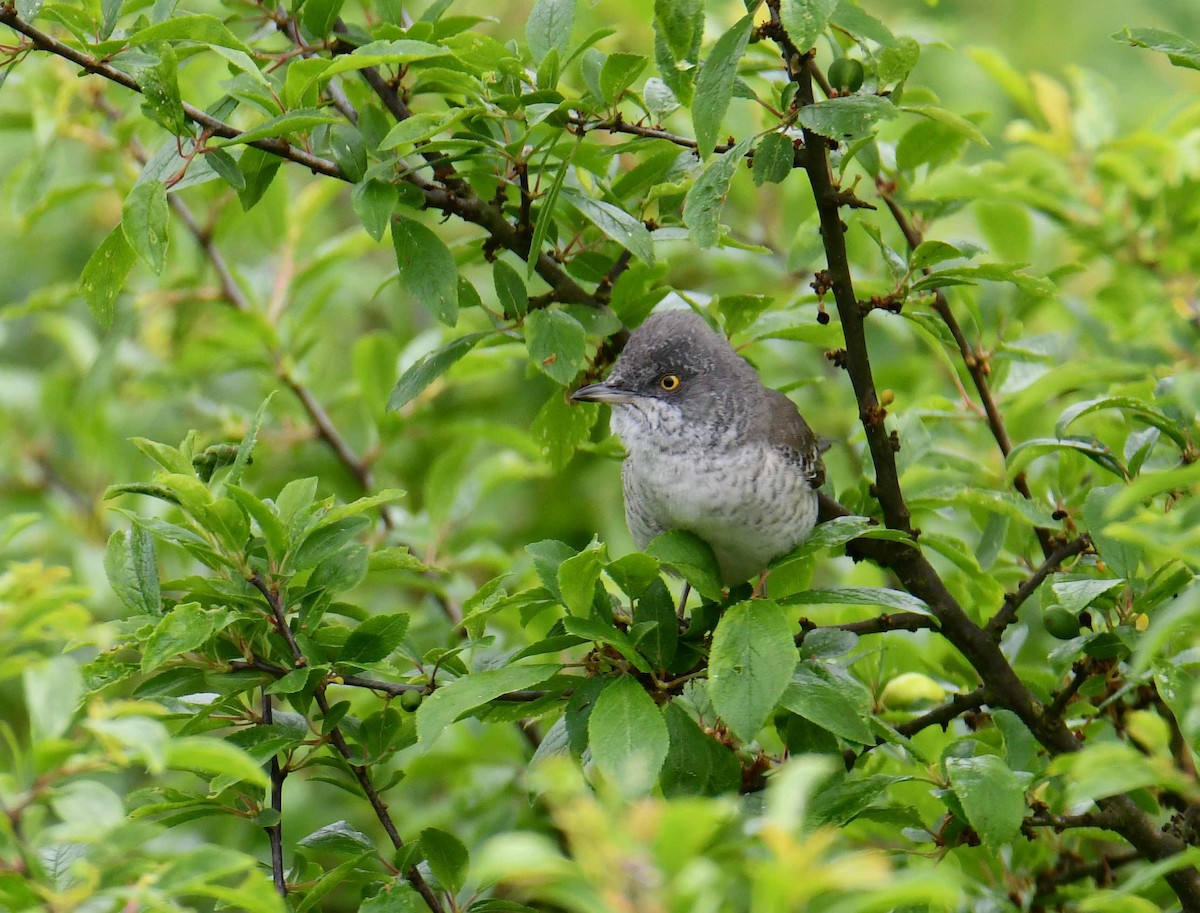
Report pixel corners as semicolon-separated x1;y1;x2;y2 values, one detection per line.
2;0;1200;910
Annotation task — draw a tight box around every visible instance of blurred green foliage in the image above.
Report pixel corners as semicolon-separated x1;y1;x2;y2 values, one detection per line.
2;0;1200;910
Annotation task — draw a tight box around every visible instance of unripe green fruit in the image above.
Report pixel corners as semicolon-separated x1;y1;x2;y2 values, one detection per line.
400;690;424;712
1043;606;1081;640
828;58;865;93
880;672;945;709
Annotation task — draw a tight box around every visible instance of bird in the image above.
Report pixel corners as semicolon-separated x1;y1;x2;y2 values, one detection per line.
571;309;825;587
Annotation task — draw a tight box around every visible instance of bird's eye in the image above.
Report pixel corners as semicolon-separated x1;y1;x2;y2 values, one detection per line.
658;374;681;392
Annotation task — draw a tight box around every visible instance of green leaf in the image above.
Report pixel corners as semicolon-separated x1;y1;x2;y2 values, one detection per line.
341;613;411;664
604;553;662;599
525;307;587;385
751;132;795;186
1083;485;1142;579
80;225;136;327
557;542;606;615
24;656;82;742
1005;437;1126;483
878;36;921;84
228;393;272;488
165;736;269;788
660;702;740;797
644;530;723;601
527;145;575;278
420;827;469;894
214;109;341;147
683;138;753;248
360;884;426;912
531;388;598;470
322;40;452;77
709;600;796;743
136;45;188;136
387;332;490;411
1115;27;1200;71
1056;395;1190;451
235;146;283;211
632;578;677;671
808;773;906;827
298;820;375;857
526;0;576;64
1051;578;1124;614
126;15;253;54
379;109;472;150
301;0;343;38
912;262;1055;297
49;780;124;836
780;664;873;744
228;486;287;559
368;547;427;572
289;516;371;571
559;189;654;264
830;1;896;47
492;260;528;319
393;215;459;326
417;664;559;744
353;180;398;242
654;0;702;63
779;0;839;52
561;616;651;673
692;16;752;158
901;104;988;148
121;180;169;275
945;755;1030;845
600;52;647;104
784;586;932;615
586;675;669;795
1048;742;1176;806
141;603;216;672
105;526;161;614
799;95;897;140
910;239;964;270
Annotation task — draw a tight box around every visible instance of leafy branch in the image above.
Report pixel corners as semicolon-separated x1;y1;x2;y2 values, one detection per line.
765;3;1200;905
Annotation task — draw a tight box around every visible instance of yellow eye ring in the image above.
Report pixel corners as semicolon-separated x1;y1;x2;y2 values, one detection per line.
658;374;681;392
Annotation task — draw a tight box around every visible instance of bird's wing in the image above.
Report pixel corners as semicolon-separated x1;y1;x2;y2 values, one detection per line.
764;389;826;488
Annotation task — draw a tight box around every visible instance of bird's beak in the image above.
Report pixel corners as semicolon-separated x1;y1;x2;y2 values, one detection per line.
571;381;636;405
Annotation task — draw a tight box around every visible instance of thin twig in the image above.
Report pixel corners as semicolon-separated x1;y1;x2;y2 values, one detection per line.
311;685;446;913
1032;849;1140;907
844;686;988;769
878;184;1055;557
243;574;446;913
248;572;307;667
986;535;1092;637
1047;661;1093;721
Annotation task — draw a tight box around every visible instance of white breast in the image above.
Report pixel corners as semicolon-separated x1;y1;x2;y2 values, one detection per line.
622;443;818;584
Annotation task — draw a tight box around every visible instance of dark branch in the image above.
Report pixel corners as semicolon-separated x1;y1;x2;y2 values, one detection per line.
896;686;989;738
797;610;937;646
262;688;287;897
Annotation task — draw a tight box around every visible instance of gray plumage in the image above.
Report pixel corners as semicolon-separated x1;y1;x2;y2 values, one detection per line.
572;310;824;584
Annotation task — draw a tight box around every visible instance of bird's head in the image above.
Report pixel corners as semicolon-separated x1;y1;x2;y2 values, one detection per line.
571;310;758;445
